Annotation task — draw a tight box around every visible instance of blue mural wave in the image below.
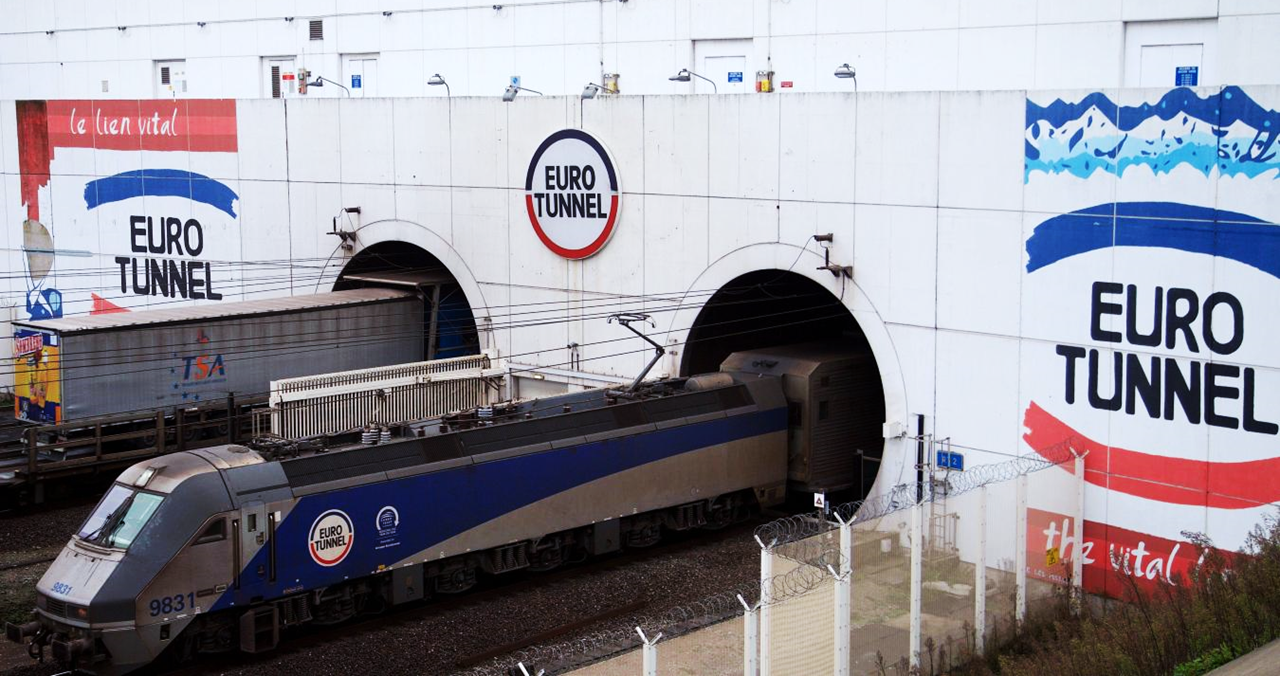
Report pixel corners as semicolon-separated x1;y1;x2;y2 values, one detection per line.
83;169;239;218
1025;202;1279;280
1025;87;1280;182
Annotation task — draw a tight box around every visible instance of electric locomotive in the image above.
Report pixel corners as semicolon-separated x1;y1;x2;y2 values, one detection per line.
7;372;790;674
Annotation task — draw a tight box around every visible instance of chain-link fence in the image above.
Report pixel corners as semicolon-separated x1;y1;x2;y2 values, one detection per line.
460;435;1085;676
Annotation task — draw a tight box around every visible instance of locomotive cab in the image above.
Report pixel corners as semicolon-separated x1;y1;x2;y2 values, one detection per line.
6;448;254;674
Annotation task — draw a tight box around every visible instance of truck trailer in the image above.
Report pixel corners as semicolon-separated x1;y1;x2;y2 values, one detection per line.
13;289;425;424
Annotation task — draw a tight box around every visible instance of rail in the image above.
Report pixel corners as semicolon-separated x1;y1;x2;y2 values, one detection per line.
1;394;269;500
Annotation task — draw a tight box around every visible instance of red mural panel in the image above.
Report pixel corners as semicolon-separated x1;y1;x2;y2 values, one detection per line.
1026;507;1228;598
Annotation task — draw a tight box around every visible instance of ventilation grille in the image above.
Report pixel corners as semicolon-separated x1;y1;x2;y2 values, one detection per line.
160;66;171;85
309;19;323;40
45;596;67;618
271;66;282;98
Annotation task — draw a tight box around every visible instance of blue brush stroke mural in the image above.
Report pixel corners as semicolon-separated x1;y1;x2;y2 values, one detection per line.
83;169;239;218
1026;202;1280;280
1025;86;1280;182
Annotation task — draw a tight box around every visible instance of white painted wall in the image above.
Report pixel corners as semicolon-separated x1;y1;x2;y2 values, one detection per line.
2;0;1280;595
3;87;1277;567
0;1;1276;100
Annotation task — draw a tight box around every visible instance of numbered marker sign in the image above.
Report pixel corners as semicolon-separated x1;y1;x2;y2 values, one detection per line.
524;129;620;259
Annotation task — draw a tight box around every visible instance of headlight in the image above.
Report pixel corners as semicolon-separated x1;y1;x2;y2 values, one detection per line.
71;605;90;621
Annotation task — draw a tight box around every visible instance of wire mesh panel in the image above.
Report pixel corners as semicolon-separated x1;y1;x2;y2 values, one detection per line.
769;541;835;676
848;510;913;675
652;617;745;676
917;489;979;674
1021;455;1084;623
977;481;1018;654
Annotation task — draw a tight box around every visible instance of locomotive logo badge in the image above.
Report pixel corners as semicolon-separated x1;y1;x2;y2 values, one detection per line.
524;129;620;260
308;509;355;567
375;506;401;551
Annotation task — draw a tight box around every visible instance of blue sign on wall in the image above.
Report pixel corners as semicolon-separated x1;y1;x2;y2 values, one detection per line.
352;74;363;89
727;71;744;83
936;450;965;471
1175;66;1199;87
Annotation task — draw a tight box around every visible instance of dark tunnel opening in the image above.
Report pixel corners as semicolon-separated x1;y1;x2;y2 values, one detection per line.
681;270;886;503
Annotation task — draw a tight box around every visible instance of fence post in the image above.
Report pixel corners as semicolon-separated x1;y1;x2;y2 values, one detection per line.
756;535;773;676
974;485;987;655
738;594;759;676
1073;451;1086;614
1015;472;1028;629
833;514;852;676
909;500;923;670
636;627;661;676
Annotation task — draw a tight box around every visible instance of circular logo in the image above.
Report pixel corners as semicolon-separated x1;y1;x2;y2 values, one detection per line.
376;506;399;531
524;129;620;260
308;509;354;567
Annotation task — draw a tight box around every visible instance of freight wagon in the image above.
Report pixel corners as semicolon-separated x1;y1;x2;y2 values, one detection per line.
12;289;424;425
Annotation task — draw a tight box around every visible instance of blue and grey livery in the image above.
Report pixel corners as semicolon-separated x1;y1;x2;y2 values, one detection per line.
7;372;790;674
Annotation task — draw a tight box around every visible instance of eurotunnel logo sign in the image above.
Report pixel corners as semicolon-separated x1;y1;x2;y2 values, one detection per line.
308;509;354;567
524;129;620;260
1021;202;1280;508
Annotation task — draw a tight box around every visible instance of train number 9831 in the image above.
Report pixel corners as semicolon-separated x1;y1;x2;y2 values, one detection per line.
148;593;194;617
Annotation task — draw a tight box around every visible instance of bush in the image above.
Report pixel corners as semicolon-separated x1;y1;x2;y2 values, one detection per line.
942;512;1280;676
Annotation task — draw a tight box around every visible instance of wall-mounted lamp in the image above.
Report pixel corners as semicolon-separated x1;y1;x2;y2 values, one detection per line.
308;75;350;96
669;68;716;94
492;4;503;10
428;73;450;96
502;84;542;101
581;83;605;100
285;16;294;22
117;26;127;31
382;11;392;16
834;63;856;80
45;30;55;36
812;233;852;278
197;21;206;27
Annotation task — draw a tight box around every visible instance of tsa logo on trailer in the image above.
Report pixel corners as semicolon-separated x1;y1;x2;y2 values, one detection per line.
308;510;355;567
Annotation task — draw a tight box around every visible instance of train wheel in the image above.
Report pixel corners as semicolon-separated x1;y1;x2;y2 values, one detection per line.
624;523;661;548
527;542;565;572
434;565;477;594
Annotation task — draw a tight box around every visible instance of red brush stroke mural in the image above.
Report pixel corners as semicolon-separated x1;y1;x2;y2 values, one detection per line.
90;293;128;315
1023;402;1278;510
15;99;238;222
16;101;51;221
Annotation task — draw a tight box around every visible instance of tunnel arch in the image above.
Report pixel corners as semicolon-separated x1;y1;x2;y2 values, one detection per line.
334;240;480;360
662;246;907;506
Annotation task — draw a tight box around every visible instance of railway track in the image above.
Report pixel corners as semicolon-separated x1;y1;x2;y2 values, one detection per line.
163;518;765;676
0;557;57;573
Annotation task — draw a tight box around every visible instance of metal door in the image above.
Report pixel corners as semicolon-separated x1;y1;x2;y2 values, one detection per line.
262;58;296;98
239;502;268;589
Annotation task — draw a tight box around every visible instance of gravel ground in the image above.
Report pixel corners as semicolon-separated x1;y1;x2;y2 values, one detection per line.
0;502;94;623
0;501;96;675
203;523;762;676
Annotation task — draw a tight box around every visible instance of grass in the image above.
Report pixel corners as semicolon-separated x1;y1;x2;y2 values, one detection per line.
891;512;1280;675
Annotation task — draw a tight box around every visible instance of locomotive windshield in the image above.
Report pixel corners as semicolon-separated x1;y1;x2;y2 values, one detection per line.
77;484;165;549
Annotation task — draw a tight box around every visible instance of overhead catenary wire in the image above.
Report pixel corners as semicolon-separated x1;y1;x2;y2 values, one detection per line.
0;279;828;369
0;248;834;338
6;300;854;427
0;267;835;362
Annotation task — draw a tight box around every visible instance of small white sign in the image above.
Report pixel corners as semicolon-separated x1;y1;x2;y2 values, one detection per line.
814;492;826;509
